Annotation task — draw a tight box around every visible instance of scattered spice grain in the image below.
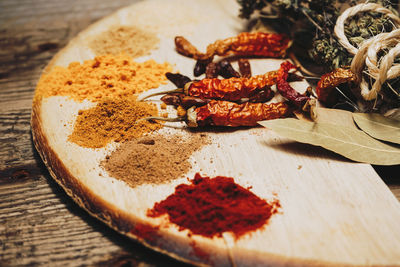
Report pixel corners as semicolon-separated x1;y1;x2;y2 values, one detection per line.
190;240;212;265
69;98;162;148
89;25;159;58
34;54;172;103
130;223;160;243
102;133;209;187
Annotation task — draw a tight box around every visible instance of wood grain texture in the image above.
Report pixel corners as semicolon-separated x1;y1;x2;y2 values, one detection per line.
1;0;400;266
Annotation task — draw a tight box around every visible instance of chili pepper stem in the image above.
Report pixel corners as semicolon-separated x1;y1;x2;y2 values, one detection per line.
334;86;360;111
186;107;198;127
137;88;184;101
288;52;320;77
137;116;185;123
137;106;198;127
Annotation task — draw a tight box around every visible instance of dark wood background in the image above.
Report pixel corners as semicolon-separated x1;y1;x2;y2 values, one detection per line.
0;0;399;266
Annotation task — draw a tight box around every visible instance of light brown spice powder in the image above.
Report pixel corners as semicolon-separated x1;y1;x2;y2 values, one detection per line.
102;133;210;187
89;25;159;58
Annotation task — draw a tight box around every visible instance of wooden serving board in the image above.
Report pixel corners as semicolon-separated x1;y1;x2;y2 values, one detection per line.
31;0;400;266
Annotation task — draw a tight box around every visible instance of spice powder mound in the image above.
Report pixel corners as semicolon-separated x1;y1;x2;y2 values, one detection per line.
34;54;172;103
148;173;281;239
102;133;210;187
69;98;162;148
89;25;159;58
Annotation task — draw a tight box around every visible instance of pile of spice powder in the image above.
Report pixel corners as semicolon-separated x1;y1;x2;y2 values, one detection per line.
34;54;172;103
102;133;209;187
34;54;172;148
89;25;159;58
68;98;162;148
148;173;280;239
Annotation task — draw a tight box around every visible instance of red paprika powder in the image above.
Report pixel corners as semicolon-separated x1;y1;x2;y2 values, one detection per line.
147;173;280;239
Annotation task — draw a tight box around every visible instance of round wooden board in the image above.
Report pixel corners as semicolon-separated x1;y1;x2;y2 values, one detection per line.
31;0;400;266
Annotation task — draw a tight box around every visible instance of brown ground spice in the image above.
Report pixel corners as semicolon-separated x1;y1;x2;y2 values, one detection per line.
89;25;159;58
34;54;172;103
69;98;162;148
102;133;210;187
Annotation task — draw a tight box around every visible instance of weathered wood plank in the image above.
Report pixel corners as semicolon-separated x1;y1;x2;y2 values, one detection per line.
0;108;36;168
0;174;189;267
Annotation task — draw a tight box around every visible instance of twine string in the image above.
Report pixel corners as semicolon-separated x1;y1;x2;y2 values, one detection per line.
334;3;400;55
334;3;400;101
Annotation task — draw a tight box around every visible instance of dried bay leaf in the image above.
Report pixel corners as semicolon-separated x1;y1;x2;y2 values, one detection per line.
259;118;400;165
311;107;356;128
353;113;400;144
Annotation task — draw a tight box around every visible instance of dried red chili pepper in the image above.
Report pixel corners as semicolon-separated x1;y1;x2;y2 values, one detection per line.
181;96;210;109
148;173;280;239
175;32;291;61
186;70;279;102
143;100;290;127
246;89;275;103
160;93;182;106
160;90;273;108
165;72;191;88
175;36;202;58
238;58;252;78
140;70;280;103
188;100;291;127
218;59;240;78
163;64;307;108
276;61;310;108
205;62;220;78
200;59;249;79
194;59;211;77
161;93;210;109
316;68;357;106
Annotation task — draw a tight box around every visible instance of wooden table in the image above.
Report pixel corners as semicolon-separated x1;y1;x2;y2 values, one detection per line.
0;0;399;266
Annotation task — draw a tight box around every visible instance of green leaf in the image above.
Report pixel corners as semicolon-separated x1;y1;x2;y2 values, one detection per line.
259;118;400;165
353;113;400;145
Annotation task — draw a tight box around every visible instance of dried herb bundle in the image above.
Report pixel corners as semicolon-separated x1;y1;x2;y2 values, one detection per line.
238;0;399;71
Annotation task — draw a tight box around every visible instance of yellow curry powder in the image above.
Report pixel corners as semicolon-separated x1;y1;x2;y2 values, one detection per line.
35;54;172;148
69;98;162;148
35;54;172;102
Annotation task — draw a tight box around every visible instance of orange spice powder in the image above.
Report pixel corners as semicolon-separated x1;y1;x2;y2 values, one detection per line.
34;54;172;103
